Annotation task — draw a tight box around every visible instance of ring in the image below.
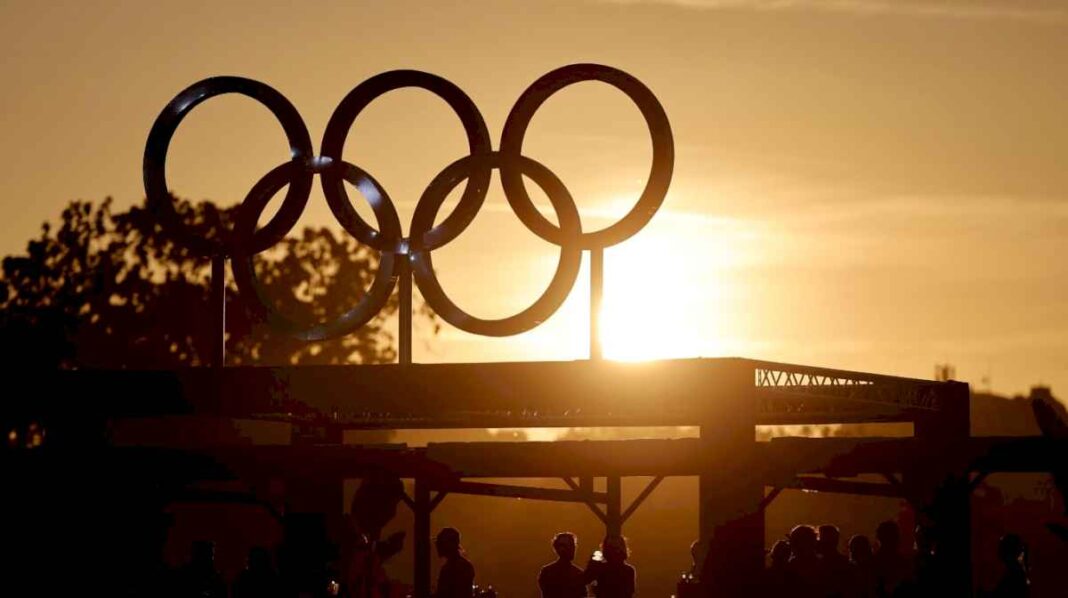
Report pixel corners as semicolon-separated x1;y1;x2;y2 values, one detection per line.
500;64;673;249
230;160;400;341
143;76;314;257
320;70;493;254
410;152;582;337
143;66;673;340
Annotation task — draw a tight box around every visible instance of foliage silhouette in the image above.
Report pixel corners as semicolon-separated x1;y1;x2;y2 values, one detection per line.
0;196;434;368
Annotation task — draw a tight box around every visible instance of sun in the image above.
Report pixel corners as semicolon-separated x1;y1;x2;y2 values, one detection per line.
516;204;749;363
597;236;718;362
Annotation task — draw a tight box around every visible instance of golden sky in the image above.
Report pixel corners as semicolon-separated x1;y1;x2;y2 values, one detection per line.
1;0;1066;396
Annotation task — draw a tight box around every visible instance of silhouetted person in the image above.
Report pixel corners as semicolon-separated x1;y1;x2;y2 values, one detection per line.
763;539;792;595
687;540;705;579
992;534;1029;597
584;535;636;598
872;522;909;598
234;546;280;598
676;540;703;598
177;540;226;598
818;525;851;597
345;474;407;598
911;525;940;597
847;534;876;598
538;532;586;598
787;525;823;597
435;528;474;598
347;529;405;598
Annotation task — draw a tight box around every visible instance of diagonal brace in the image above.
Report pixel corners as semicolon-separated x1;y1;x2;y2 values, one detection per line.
621;476;664;523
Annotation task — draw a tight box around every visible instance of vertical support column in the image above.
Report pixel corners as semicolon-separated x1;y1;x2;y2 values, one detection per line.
210;255;226;368
589;247;604;361
698;362;762;597
946;381;972;596
606;476;622;537
911;381;972;596
399;257;413;365
284;425;343;594
414;479;432;598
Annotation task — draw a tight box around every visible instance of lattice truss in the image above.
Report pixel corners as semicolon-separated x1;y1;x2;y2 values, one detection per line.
753;361;943;422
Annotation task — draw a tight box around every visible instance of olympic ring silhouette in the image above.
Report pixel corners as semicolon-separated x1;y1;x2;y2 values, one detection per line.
143;64;674;341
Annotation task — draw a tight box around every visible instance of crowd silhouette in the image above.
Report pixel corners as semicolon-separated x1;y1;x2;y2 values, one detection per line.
157;520;1035;598
741;521;1031;598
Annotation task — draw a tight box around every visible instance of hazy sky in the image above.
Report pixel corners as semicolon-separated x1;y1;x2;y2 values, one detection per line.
1;0;1066;396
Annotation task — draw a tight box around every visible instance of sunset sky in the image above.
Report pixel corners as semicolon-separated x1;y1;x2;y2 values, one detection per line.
1;0;1066;397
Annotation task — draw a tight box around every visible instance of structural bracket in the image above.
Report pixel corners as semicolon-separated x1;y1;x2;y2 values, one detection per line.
621;476;664;523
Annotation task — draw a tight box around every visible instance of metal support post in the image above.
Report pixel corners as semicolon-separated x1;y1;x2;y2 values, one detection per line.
589;248;603;361
399;258;412;365
210;255;226;368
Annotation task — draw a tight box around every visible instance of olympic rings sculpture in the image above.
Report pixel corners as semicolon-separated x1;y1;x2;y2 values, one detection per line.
144;64;674;341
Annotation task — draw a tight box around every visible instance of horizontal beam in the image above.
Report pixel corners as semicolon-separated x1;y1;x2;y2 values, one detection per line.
9;436;1064;488
426;439;709;477
763;436;1068;478
967;436;1068;472
787;476;905;498
4;358;960;428
430;480;608;504
172;487;283;520
749;359;938;386
5;359;750;424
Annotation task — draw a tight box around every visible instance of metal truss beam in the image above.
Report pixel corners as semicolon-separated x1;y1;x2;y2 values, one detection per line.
752;360;953;417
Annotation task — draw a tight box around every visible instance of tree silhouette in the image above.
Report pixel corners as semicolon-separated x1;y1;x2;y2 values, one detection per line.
0;196;432;368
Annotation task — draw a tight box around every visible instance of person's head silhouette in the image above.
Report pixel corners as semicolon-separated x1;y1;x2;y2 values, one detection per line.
997;534;1025;567
602;535;629;564
848;534;872;564
247;546;271;571
552;532;577;563
689;539;705;570
817;525;840;556
436;527;462;559
914;525;935;556
191;540;216;568
789;525;817;560
875;521;900;554
770;540;791;568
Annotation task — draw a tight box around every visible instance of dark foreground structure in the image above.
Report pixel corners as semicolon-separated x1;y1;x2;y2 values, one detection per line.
10;358;1068;596
3;65;1066;596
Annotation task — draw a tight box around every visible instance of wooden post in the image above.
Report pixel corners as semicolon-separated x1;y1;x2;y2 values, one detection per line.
606;476;622;537
414;479;432;598
911;381;972;595
698;362;762;597
284;425;343;594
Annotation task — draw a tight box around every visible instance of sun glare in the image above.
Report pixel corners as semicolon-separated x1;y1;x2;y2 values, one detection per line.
514;202;755;363
597;230;730;362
